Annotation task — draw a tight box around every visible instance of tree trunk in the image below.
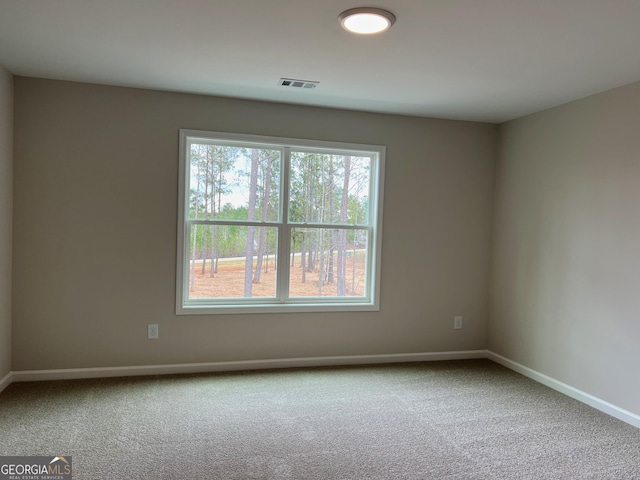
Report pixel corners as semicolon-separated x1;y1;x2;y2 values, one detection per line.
328;230;335;284
209;225;216;277
214;165;223;275
244;149;259;297
291;236;296;267
337;156;351;296
254;156;272;283
352;236;357;294
301;231;307;284
327;158;335;284
318;230;325;295
308;230;316;272
190;150;202;293
201;158;210;275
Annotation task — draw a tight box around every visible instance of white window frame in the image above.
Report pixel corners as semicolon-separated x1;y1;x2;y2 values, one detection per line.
176;129;385;314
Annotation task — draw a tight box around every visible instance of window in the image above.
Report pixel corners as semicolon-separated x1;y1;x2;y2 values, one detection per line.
176;130;385;314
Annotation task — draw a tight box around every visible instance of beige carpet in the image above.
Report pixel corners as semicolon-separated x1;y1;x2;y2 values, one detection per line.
1;359;639;479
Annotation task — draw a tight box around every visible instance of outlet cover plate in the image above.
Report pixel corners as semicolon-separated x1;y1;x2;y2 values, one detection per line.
148;324;159;339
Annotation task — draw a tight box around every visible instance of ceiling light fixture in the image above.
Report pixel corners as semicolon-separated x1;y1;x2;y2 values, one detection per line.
339;7;396;34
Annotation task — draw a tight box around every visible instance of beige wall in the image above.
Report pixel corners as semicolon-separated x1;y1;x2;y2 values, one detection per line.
12;77;496;370
0;67;13;379
490;80;640;415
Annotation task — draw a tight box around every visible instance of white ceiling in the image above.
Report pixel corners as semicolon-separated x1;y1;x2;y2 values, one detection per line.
1;0;640;123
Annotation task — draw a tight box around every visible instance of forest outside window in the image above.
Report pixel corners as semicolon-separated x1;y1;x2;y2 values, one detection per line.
176;130;385;314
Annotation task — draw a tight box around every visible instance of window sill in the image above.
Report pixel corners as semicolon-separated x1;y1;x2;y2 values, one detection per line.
176;301;380;315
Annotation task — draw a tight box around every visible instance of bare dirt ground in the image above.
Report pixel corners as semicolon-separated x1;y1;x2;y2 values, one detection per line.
189;257;366;299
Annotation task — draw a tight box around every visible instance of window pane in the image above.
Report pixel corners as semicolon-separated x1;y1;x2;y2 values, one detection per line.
288;152;371;225
187;224;278;299
288;227;368;297
189;144;281;222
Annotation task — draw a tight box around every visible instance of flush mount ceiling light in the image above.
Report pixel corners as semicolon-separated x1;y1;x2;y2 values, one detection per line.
339;7;396;34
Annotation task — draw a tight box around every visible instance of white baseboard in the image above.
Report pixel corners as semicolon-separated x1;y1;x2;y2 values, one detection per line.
0;371;11;394
487;351;640;429
8;350;638;430
11;350;488;383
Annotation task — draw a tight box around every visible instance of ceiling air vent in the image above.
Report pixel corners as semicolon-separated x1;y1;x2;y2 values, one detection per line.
278;78;319;89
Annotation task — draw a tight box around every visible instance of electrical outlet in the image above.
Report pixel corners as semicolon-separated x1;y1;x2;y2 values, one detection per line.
148;324;159;339
454;316;463;329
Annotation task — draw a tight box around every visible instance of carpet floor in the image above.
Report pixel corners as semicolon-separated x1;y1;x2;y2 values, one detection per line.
1;359;639;479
